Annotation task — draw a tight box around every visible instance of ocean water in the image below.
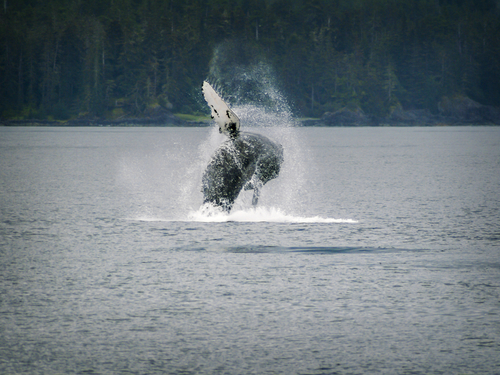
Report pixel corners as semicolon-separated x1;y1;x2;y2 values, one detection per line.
0;126;499;374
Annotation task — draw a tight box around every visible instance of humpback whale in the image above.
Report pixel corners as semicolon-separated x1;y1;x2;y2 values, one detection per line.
201;81;284;212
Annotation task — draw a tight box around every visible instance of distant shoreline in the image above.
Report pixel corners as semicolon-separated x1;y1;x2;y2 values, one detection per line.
3;96;500;127
0;118;210;127
1;118;499;127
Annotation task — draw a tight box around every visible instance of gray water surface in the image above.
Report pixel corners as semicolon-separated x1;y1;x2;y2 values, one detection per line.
1;126;499;374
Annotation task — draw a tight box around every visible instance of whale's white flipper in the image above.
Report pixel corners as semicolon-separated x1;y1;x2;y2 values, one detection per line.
202;81;240;136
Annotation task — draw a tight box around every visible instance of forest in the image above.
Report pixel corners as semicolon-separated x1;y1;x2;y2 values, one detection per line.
1;0;499;122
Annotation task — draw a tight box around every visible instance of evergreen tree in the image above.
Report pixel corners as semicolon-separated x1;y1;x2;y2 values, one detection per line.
0;0;499;121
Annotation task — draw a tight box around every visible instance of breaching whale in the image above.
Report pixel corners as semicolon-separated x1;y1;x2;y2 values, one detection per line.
201;81;283;212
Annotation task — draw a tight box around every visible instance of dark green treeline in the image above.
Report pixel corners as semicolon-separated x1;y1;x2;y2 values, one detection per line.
1;0;499;120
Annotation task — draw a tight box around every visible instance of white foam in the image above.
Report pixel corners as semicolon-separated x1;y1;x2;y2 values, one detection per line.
129;211;357;223
186;205;357;223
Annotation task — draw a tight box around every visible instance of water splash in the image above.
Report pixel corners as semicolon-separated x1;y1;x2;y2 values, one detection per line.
208;41;294;120
186;41;310;216
177;127;225;212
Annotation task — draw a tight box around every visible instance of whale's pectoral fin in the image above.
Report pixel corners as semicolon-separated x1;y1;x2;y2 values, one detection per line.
252;187;261;206
202;81;240;137
243;180;253;191
243;175;263;206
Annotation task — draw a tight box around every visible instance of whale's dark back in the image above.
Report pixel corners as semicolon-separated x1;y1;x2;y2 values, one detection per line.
202;132;283;211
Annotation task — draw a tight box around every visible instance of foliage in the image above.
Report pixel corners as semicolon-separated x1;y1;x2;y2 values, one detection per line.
1;0;499;120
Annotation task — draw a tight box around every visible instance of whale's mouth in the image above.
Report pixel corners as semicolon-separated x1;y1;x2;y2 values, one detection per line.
186;206;358;223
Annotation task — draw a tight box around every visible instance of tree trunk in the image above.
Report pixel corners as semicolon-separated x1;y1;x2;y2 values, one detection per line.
18;53;23;107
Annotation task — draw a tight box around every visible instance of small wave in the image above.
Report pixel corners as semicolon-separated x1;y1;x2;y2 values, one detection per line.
187;206;357;223
132;216;170;222
224;246;393;253
171;245;411;254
